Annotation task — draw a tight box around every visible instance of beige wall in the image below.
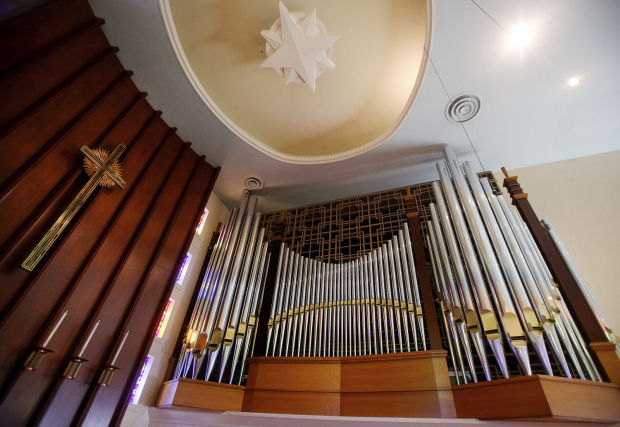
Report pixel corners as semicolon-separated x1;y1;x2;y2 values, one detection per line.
496;149;620;336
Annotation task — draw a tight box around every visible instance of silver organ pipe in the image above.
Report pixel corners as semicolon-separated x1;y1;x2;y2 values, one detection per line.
263;222;425;358
435;166;497;380
173;192;271;384
426;146;604;382
426;229;465;385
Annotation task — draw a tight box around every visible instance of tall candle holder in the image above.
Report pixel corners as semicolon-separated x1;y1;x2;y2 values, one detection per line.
98;365;119;387
23;347;53;371
62;356;87;380
98;329;129;386
24;308;70;371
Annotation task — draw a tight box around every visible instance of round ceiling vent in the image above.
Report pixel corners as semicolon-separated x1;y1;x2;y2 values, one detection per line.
243;175;264;191
446;94;481;123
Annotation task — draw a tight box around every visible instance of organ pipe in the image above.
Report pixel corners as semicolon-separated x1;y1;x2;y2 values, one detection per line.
264;222;425;358
426;146;604;382
173;192;270;384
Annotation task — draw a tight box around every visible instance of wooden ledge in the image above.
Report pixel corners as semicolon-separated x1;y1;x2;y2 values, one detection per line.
248;350;448;364
453;373;618;390
341;350;447;363
245;350;456;418
247;356;340;364
590;341;617;352
161;377;245;390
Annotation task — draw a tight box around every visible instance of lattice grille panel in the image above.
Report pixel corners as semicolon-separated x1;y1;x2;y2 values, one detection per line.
262;173;498;262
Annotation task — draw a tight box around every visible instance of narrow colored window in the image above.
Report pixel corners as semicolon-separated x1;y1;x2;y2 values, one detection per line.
155;298;175;338
196;207;209;235
175;253;192;286
129;355;153;404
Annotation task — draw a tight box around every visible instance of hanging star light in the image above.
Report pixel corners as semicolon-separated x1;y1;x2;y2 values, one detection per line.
260;1;339;92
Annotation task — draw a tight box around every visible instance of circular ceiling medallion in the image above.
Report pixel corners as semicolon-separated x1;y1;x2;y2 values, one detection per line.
446;94;481;123
243;175;265;191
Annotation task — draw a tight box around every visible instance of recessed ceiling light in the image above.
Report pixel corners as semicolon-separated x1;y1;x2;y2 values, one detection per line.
507;24;534;50
567;77;580;88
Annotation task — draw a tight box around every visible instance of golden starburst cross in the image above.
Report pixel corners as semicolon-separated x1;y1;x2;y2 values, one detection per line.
21;144;126;271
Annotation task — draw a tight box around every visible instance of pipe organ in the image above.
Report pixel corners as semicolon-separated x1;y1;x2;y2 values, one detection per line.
167;147;620;422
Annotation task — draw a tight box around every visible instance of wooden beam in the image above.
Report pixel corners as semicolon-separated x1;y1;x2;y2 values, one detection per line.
403;194;443;350
501;171;607;344
252;212;285;357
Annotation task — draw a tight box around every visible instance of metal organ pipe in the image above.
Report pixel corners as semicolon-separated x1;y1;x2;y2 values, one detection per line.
261;222;425;360
443;147;529;377
421;147;604;383
436;166;499;380
173;192;270;385
461;161;537;376
203;196;258;380
477;177;569;377
426;230;465;384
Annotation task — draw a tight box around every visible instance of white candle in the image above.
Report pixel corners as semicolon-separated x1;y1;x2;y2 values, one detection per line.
42;309;69;347
77;319;100;357
110;330;130;365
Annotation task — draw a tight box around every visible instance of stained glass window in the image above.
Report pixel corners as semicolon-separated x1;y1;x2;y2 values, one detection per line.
155;298;175;338
196;207;209;235
175;253;192;286
129;355;153;404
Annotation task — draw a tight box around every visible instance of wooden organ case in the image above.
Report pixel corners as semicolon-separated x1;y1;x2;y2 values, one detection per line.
159;149;620;422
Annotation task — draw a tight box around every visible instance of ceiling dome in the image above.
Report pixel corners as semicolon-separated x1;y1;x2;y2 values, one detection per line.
161;0;431;164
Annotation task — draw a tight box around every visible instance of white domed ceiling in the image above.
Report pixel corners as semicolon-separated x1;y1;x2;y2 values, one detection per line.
162;0;430;164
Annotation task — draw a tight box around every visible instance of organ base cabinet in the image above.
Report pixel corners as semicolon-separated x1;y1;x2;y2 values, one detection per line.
157;352;620;422
158;351;455;418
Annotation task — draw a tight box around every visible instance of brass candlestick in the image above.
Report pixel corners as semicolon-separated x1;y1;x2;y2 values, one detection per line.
62;356;87;380
23;347;53;371
98;365;119;387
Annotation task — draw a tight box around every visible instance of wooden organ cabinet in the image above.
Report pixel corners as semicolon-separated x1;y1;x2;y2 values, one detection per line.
159;148;620;423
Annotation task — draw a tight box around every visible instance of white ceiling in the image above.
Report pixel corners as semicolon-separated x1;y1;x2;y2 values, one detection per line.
89;0;620;211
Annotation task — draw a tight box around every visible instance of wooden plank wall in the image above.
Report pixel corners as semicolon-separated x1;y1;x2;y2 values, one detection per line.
0;0;219;425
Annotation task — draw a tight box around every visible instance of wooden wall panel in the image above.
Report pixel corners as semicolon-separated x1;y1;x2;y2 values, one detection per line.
0;23;110;125
0;0;95;71
0;50;125;184
0;1;220;425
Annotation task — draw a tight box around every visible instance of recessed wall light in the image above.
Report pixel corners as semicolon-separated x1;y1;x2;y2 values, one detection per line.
567;77;580;88
507;23;534;50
